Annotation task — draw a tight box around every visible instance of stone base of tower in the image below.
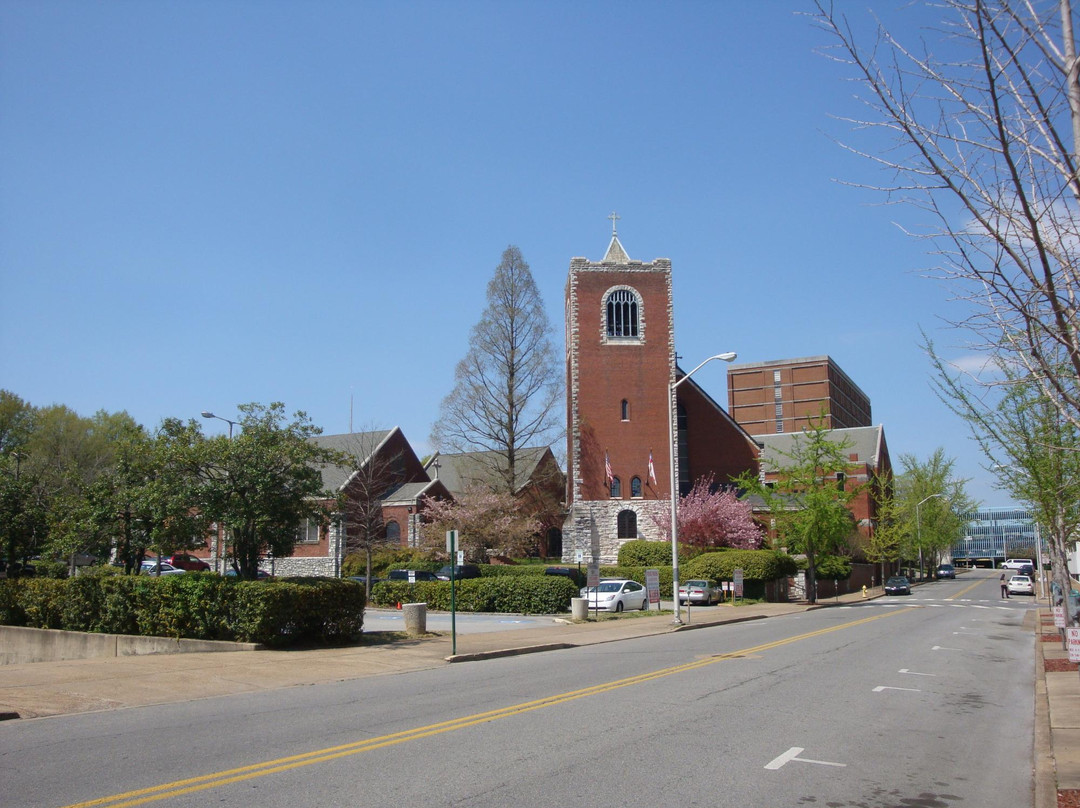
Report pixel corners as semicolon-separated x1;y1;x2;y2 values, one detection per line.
561;499;671;565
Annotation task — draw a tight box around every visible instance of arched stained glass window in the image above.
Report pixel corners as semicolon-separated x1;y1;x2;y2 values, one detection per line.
610;476;621;498
385;521;401;543
631;476;642;498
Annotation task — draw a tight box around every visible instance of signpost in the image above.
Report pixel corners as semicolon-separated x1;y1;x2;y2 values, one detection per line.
1068;627;1080;664
1055;605;1067;629
446;530;458;654
733;568;744;606
587;560;600;617
645;568;660;609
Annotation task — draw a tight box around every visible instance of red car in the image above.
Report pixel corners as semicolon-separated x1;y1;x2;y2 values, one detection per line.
167;553;211;572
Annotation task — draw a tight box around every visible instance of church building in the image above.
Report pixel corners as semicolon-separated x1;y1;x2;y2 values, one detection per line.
562;223;761;563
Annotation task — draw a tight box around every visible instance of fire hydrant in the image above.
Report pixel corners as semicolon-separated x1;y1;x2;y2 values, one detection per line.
861;585;868;598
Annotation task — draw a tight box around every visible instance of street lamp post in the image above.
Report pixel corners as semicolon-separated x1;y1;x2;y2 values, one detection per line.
201;410;239;574
669;352;737;625
916;493;946;580
201;411;237;439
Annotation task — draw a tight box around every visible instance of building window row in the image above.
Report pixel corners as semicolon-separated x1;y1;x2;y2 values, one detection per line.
610;475;645;499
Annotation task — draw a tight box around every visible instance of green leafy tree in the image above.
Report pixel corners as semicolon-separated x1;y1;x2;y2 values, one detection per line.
430;245;563;494
198;403;339;579
893;450;975;578
866;472;903;585
930;347;1080;613
736;418;859;603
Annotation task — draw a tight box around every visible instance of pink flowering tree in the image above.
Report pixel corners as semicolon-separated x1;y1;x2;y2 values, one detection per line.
420;485;541;562
650;474;763;550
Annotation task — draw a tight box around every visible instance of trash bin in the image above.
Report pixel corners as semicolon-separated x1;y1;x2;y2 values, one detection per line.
571;597;589;621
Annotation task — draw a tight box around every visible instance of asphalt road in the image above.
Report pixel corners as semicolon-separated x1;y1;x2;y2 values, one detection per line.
1;570;1036;808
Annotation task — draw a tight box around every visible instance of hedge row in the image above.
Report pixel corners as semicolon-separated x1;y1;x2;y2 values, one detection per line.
616;540;705;567
0;573;365;648
369;576;580;614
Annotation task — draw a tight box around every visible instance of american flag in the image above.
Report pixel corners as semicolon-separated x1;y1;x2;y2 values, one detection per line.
648;450;657;485
605;451;613;485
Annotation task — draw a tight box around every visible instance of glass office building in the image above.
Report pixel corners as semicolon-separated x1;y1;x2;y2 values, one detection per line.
950;506;1043;566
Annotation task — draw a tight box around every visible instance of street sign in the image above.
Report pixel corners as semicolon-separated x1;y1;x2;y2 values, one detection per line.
733;568;744;598
446;530;458;553
1068;627;1080;663
1055;605;1067;628
575;549;584;564
457;549;464;565
586;560;600;588
645;568;660;604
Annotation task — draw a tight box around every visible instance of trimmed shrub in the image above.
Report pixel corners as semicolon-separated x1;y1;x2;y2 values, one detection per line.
369;576;579;614
616;540;704;567
683;550;798;587
0;574;364;648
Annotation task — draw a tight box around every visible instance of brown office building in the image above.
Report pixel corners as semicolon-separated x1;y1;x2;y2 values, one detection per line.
727;355;871;436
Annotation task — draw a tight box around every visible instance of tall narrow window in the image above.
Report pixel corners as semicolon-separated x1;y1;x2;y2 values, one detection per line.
631;476;643;498
617;510;638;539
385;521;401;543
621;399;630;421
605;289;639;338
610;476;622;498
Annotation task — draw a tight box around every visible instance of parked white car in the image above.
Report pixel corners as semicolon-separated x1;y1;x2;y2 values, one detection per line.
139;560;186;576
580;579;649;612
1007;574;1034;595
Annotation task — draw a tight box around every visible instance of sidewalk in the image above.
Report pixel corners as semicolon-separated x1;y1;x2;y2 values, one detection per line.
0;596;831;721
1036;606;1080;808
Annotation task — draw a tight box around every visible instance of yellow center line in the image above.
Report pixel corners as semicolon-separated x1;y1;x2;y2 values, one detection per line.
62;607;916;808
946;578;985;600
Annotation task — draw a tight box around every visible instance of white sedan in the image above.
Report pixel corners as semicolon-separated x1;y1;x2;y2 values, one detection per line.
580;579;649;612
1007;574;1034;595
139;560;187;576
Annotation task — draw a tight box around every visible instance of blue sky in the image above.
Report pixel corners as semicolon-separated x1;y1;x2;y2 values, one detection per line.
0;1;1008;503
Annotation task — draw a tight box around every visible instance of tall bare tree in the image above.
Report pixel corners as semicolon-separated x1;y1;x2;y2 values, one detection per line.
814;0;1080;433
431;245;563;494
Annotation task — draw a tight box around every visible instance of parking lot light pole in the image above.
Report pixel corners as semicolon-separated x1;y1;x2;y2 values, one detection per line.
201;410;238;439
669;352;737;626
201;411;239;574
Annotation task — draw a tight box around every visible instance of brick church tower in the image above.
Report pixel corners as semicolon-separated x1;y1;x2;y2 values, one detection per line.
563;221;760;563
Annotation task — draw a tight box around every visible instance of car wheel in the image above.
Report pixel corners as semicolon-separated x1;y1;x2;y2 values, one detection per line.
640;597;648;611
615;601;624;613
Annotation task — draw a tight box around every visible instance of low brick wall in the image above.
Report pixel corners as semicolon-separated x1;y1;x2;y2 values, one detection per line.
0;625;261;666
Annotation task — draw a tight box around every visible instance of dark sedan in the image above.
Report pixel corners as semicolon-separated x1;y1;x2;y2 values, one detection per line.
884;575;912;595
936;563;956;579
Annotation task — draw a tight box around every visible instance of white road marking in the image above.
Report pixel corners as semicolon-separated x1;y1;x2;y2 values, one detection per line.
898;669;936;676
933;645;962;651
873;685;921;692
765;747;846;770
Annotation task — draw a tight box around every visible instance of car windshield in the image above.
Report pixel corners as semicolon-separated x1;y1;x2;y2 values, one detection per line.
593;582;623;593
686;580;707;587
886;577;907;584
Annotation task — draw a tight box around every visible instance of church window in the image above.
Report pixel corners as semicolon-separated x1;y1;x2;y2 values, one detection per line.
621;399;630;421
385;520;401;543
617;510;638;539
610;476;621;498
605;288;641;339
295;518;321;544
631;476;643;498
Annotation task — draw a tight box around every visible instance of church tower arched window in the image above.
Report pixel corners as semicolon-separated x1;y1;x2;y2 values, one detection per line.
605;288;641;340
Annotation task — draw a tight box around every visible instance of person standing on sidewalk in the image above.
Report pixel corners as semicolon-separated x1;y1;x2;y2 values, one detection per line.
1000;572;1010;599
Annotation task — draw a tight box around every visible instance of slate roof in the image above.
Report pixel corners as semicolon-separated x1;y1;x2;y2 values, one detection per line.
424;447;554;497
308;429;395;492
756;425;887;473
380;480;443;505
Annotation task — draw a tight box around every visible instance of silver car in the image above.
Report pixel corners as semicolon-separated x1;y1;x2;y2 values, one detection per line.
678;579;719;605
1007;575;1034;595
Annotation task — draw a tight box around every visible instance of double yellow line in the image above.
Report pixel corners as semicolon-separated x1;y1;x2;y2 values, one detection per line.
65;607;913;808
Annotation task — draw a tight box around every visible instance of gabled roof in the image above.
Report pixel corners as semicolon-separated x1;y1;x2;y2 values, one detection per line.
424;447;555;497
309;429;396;492
756;425;888;474
380;480;446;505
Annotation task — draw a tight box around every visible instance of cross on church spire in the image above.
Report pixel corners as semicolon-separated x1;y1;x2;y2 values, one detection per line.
608;211;620;236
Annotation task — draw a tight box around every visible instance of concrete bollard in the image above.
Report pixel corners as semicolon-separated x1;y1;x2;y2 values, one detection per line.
402;603;427;636
571;597;589;621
